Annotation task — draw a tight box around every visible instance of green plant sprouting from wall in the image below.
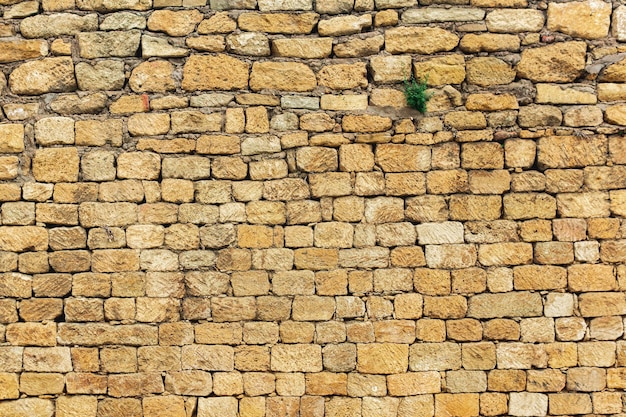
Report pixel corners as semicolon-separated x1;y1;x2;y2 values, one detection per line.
404;75;432;113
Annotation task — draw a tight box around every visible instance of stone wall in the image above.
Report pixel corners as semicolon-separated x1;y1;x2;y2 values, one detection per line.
1;0;626;415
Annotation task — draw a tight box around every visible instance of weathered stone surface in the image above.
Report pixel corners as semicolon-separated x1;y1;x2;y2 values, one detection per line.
547;0;611;40
425;244;477;269
385;27;459;54
147;10;203;36
238;12;319;34
468;292;543;318
486;9;544;33
77;30;141;58
0;124;24;153
460;33;520;53
538;135;606;169
466;93;518;111
76;60;125;91
209;0;256;9
535;84;597;104
9;58;76;95
197;12;236;34
142;35;189;58
413;55;465;86
370;55;411;83
599;57;626;82
335;35;384;57
271;344;322;372
0;399;54;417
4;1;38;18
318;63;368;90
358;343;408;374
0;227;47;253
518;105;562;127
50;93;108;115
250;62;316;92
129;60;176;92
613;5;626;41
76;0;151;11
38;126;74;154
377;0;416;7
467;57;515;86
32;148;79;183
272;38;333;58
517;42;586;83
0;40;48;63
20;13;98;38
101;12;147;30
318;15;371;39
226;32;270;56
605;105;626;125
258;0;312;11
403;7;484;23
183;54;249;91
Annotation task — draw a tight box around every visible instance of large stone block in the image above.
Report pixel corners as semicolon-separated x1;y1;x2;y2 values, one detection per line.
271;344;322;372
77;30;141;58
238;12;319;34
0;40;48;63
182;54;249;91
538;135;606;169
250;62;316;92
468;292;543;318
272;38;333;58
20;13;98;37
32;148;79;183
517;42;586;83
9;57;76;95
547;0;611;39
147;10;203;37
76;60;125;91
357;343;408;374
386;27;459;54
0;399;54;417
486;9;544;32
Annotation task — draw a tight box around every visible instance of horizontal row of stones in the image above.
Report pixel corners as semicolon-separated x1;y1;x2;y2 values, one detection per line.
2;0;626;41
0;284;624;324
1;209;625;247
6;42;626;98
0;289;624;331
0;392;623;417
0;270;625;316
0;222;626;264
2;391;626;417
1;333;626;374
0;221;625;265
1;0;625;14
4;97;626;134
0;345;624;392
0;128;626;174
1;184;626;220
4;97;626;135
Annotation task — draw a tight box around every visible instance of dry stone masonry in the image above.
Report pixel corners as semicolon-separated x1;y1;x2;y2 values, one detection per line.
1;0;626;415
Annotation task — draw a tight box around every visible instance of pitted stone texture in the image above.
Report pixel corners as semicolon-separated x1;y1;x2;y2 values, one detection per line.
75;60;125;91
183;55;249;91
385;27;459;54
517;42;587;83
77;30;141;58
486;9;544;33
9;58;76;95
547;0;611;40
20;13;98;38
0;40;48;63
